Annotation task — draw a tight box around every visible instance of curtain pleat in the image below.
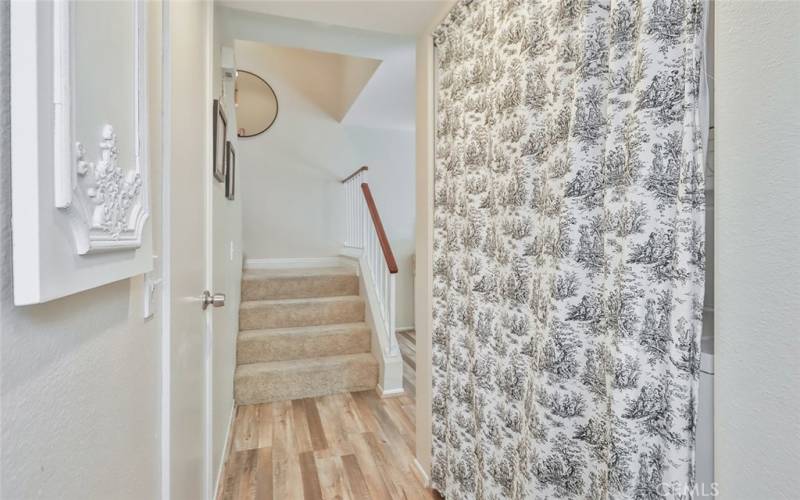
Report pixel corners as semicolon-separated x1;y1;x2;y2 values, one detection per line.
432;0;707;498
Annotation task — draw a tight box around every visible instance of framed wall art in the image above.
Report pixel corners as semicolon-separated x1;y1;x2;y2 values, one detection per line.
213;99;227;182
225;141;236;201
10;0;153;305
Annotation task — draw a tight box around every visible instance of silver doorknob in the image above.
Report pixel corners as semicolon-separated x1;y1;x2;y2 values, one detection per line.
201;290;226;310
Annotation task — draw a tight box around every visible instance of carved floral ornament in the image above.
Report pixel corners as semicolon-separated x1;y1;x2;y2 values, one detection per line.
66;124;147;254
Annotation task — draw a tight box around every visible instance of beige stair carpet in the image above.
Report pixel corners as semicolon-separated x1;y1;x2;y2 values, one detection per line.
234;265;378;404
242;267;358;300
237;322;370;364
239;295;365;331
235;353;377;405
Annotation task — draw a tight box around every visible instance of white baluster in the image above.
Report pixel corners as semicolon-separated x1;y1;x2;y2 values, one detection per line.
346;180;351;246
377;259;383;301
383;269;388;319
358;181;363;248
350;181;354;245
388;273;397;354
385;270;390;331
361;187;366;249
384;268;389;327
374;234;378;270
358;173;363;248
369;231;378;278
347;181;353;246
351;181;354;246
370;232;376;279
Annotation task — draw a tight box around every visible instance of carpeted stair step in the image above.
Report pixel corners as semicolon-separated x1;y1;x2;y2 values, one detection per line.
234;353;378;404
237;322;371;364
242;267;358;301
239;295;365;331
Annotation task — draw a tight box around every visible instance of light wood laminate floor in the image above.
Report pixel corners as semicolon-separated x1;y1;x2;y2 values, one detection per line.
217;331;441;499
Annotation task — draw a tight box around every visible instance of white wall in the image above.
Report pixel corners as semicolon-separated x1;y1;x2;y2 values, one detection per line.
234;34;416;328
0;3;162;498
0;4;244;498
414;0;456;479
715;2;800;498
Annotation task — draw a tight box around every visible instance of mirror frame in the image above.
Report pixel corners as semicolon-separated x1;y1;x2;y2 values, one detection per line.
236;69;279;138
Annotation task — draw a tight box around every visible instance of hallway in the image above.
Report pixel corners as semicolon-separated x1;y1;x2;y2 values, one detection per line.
217;332;438;499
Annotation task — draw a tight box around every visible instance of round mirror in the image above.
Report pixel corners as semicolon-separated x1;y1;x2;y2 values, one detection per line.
235;70;278;137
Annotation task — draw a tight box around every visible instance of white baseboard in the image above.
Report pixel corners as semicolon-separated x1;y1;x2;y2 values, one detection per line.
340;246;362;259
213;405;236;499
244;256;356;270
413;458;430;487
396;326;415;333
376;384;405;398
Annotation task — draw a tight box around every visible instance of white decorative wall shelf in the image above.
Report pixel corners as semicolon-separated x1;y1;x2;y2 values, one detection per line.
10;0;153;305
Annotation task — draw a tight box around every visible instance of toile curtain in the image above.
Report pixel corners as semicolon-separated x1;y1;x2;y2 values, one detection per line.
431;0;707;498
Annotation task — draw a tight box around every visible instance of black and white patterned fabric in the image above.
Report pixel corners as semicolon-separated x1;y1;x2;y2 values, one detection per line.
432;0;707;498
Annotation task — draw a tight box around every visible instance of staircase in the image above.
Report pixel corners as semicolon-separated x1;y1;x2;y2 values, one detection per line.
234;266;378;404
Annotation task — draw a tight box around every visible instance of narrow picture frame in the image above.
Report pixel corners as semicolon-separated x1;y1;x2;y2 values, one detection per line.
213;99;227;182
225;140;236;200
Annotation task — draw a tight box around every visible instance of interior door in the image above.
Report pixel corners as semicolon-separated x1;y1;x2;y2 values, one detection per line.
165;1;213;498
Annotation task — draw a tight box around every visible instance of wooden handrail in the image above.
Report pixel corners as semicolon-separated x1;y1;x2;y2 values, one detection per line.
360;183;398;274
341;165;368;184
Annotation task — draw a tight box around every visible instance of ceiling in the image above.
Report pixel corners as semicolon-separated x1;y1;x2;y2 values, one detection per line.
219;0;450;36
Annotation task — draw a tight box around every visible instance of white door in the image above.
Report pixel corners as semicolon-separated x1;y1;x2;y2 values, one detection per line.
164;1;215;498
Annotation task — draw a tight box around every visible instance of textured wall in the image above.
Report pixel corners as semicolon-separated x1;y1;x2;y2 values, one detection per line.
715;2;800;498
0;3;161;498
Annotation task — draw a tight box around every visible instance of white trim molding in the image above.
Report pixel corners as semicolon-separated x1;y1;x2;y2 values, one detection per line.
213;405;236;499
244;256;358;270
53;0;149;255
413;458;430;487
377;385;405;398
160;2;172;498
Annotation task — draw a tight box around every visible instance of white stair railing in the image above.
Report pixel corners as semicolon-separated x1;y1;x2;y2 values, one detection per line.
343;166;367;249
342;166;398;356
